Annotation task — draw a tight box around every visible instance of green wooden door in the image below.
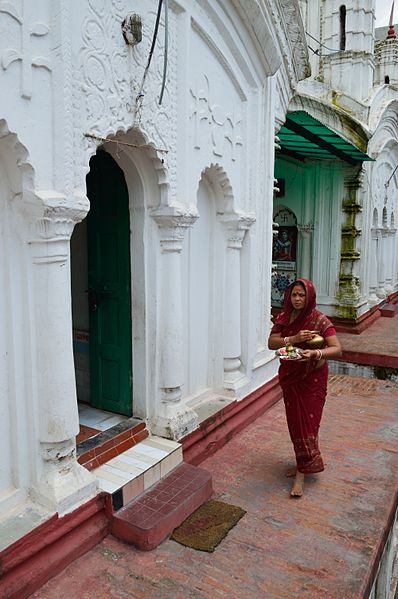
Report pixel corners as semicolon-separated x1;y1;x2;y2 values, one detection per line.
86;151;132;416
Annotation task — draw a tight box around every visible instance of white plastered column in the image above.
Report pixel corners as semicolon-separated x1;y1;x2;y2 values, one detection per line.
384;228;396;294
26;191;96;514
377;228;387;299
151;205;199;440
368;228;380;304
297;224;314;280
219;213;255;389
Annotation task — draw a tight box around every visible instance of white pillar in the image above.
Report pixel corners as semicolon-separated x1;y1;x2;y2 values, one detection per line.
151;205;199;439
26;191;96;513
368;228;379;304
377;228;387;298
297;223;313;280
220;213;254;388
385;228;396;294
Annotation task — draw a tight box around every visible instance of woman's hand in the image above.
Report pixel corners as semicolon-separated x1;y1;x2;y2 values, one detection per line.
299;349;318;361
291;330;315;344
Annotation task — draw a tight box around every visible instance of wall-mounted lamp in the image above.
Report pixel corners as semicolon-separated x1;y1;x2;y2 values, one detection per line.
122;13;142;46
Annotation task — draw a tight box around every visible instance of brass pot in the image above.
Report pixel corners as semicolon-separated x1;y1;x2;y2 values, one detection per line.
306;331;324;348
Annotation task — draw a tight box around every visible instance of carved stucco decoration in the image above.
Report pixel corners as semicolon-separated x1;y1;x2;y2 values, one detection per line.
272;0;310;83
229;0;309;83
201;163;235;213
190;74;244;162
0;0;52;99
0;118;35;195
373;160;397;216
75;0;177;199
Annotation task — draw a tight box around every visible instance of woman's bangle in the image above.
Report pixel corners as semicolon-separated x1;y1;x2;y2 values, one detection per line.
283;337;290;346
316;349;323;360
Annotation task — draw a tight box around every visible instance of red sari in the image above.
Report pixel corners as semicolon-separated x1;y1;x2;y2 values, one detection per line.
271;279;336;474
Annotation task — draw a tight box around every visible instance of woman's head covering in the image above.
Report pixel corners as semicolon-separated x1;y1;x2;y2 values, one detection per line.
283;278;316;312
277;278;317;327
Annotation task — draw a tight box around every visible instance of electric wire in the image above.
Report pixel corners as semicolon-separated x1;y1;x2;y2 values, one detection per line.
134;0;164;120
159;0;168;105
305;31;341;53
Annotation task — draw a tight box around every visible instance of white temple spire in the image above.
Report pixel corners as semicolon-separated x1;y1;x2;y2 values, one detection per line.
387;1;396;39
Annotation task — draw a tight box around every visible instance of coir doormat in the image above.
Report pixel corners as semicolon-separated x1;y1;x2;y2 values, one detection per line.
171;499;246;552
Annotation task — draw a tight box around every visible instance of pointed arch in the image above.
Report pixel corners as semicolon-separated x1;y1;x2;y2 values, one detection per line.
373;207;379;227
383;206;388;227
199;163;236;214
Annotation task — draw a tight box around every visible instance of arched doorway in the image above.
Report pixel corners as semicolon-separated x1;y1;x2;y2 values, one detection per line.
71;150;132;416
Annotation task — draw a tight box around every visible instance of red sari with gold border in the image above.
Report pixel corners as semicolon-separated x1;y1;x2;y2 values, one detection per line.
271;279;336;474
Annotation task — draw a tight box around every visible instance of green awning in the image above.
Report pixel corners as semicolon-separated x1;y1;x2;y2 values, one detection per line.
278;111;373;165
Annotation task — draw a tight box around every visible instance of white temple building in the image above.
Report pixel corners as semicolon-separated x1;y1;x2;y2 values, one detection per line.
274;0;398;333
0;0;397;596
0;0;307;560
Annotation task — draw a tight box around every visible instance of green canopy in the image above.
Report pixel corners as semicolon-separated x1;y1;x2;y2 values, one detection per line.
278;111;372;165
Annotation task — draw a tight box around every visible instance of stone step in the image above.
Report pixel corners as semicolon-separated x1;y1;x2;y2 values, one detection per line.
111;462;213;550
91;436;183;510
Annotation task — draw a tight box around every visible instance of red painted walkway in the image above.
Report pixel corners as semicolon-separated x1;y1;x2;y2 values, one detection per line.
338;313;398;367
31;369;398;598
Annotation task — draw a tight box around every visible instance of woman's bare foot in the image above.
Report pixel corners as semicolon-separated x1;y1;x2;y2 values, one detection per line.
285;467;297;478
290;471;305;497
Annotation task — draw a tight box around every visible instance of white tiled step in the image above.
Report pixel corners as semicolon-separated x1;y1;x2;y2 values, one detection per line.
92;436;183;506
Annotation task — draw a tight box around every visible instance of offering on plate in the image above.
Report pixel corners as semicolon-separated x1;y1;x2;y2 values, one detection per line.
275;346;303;360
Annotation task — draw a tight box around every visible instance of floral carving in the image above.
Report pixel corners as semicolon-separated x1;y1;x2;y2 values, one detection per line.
75;0;178;199
0;0;51;99
190;75;244;161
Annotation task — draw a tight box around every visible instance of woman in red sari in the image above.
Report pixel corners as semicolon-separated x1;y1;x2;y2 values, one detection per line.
268;279;342;497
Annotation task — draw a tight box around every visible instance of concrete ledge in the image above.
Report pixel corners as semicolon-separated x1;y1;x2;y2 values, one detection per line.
0;494;110;599
111;463;213;551
181;376;282;465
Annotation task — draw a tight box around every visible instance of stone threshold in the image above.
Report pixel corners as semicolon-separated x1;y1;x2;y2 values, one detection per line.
92;435;184;511
77;417;149;470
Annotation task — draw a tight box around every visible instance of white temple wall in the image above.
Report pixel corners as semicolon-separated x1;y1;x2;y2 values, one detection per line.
0;0;309;515
365;102;398;305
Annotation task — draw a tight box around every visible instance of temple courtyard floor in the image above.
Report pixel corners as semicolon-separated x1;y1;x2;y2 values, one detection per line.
31;314;398;599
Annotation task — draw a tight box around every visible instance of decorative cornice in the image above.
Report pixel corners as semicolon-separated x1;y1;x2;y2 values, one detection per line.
25;190;89;241
219;212;256;248
151;205;199;253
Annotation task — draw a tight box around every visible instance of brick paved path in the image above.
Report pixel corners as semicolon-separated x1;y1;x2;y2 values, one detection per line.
31;374;398;599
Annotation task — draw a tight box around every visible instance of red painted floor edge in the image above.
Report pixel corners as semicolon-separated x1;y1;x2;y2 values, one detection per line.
1;513;109;599
1;493;109;576
0;495;110;599
360;487;398;598
181;376;282;465
338;350;398;369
